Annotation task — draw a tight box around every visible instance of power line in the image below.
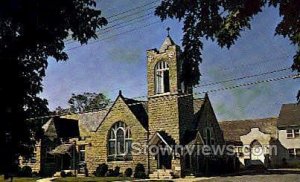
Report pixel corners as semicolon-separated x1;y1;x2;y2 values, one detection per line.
108;6;156;24
65;20;161;51
65;12;156;45
107;1;157;19
194;73;297;95
196;67;291;88
64;1;158;44
27;73;297;121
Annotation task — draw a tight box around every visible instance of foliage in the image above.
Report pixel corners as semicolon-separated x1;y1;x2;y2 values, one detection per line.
0;0;107;177
60;171;67;178
124;168;133;177
18;166;32;177
106;166;121;177
68;92;110;113
155;0;300;90
94;163;108;177
133;163;146;179
106;169;115;177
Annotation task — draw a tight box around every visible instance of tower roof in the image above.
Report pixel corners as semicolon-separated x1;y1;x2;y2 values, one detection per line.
159;35;176;52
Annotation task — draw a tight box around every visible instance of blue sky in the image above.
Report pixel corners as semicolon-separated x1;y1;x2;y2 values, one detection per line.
40;0;299;121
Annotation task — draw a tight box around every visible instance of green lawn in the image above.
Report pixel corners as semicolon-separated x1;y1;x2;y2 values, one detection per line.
0;176;39;182
54;177;132;182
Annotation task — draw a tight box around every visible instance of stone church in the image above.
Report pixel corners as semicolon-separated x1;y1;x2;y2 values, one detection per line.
21;35;232;178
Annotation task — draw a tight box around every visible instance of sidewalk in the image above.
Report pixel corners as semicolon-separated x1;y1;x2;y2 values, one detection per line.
36;177;57;182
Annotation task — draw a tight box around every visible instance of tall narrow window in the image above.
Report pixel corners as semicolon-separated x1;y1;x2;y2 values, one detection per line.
155;61;170;94
108;121;132;161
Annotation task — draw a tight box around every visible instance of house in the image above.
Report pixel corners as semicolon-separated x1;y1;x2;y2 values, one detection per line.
25;34;230;178
220;103;300;168
277;103;300;166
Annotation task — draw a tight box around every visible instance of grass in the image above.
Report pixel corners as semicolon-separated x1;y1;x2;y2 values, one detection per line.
54;177;173;182
53;176;132;182
0;176;40;182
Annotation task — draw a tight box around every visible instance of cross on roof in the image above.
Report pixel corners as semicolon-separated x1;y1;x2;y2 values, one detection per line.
166;27;170;36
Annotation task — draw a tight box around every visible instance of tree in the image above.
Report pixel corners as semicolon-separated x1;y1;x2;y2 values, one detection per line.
68;92;110;113
155;0;299;92
0;0;107;178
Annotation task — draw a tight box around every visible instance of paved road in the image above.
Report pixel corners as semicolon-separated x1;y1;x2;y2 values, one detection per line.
198;174;300;182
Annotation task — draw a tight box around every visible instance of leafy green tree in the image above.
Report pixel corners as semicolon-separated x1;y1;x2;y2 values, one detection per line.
155;0;299;93
0;0;107;178
68;92;110;113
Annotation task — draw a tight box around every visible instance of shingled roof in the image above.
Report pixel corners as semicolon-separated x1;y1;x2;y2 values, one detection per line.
219;117;277;143
278;103;300;128
43;117;80;140
123;97;148;129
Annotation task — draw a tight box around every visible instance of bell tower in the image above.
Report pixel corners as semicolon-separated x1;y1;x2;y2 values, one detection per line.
147;29;194;144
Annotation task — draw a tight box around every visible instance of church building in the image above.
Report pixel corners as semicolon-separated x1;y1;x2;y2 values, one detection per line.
21;34;233;178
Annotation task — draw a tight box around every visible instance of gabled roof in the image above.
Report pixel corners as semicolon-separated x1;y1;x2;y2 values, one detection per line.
43;117;80;140
219;117;277;143
123;97;148;129
278;103;300;128
78;108;110;131
159;35;176;52
49;143;73;155
149;131;176;147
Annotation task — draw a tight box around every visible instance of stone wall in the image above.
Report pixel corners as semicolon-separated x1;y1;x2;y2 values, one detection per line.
147;45;181;97
178;95;195;143
148;95;181;143
19;140;41;173
85;96;148;175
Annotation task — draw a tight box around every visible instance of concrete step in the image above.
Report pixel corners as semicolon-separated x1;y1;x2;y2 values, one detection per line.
150;169;174;179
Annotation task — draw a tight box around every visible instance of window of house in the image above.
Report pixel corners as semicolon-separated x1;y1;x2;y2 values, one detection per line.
287;129;293;138
30;153;37;163
204;127;215;145
286;129;300;138
288;149;295;158
155;61;170;94
296;149;300;158
108;121;132;161
79;145;85;162
294;129;300;138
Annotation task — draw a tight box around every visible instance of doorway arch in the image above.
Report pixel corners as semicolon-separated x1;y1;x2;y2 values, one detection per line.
250;140;265;163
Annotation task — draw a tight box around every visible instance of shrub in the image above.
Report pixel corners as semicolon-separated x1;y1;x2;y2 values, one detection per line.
60;171;66;178
124;168;133;177
114;166;120;177
106;169;115;177
20;166;32;177
134;163;146;179
94;163;108;177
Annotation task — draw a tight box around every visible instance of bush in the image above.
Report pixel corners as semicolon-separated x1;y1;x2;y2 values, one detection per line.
94;163;108;177
19;166;32;177
134;163;146;179
124;168;133;177
106;169;115;177
114;166;120;177
60;171;66;178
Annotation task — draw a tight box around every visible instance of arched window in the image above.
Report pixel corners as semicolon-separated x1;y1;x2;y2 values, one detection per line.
204;127;215;145
108;121;132;161
155;61;170;94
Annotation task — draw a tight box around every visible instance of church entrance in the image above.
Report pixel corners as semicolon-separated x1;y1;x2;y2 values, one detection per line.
157;148;172;169
250;140;265;164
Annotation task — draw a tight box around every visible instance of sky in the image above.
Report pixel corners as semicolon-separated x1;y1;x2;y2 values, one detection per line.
40;0;299;121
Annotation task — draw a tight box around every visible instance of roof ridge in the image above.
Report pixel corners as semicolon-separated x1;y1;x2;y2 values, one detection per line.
220;117;278;123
